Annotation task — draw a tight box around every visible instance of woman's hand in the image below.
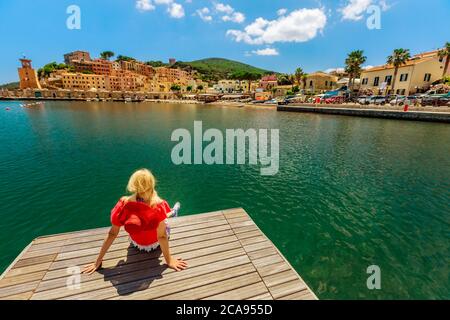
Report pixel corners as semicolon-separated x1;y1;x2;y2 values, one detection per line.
168;258;188;272
82;261;102;275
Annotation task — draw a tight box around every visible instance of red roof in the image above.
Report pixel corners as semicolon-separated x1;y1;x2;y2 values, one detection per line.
261;74;277;82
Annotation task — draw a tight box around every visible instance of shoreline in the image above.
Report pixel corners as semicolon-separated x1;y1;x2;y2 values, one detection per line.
2;97;449;121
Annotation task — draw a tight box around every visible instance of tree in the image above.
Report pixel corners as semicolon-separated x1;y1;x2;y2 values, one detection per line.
438;42;450;78
387;48;411;94
277;74;293;86
186;85;193;92
345;50;367;92
100;51;115;61
116;55;136;62
197;85;204;92
295;68;305;87
170;84;181;92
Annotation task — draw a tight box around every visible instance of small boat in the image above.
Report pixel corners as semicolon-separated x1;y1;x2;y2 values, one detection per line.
5;107;10;111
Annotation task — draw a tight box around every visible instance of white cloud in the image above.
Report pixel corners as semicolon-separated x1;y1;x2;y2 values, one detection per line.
252;48;280;56
212;3;245;23
222;12;245;23
340;0;390;21
136;0;155;11
136;0;185;19
168;3;185;18
277;8;287;16
215;3;234;15
227;8;327;45
197;7;213;22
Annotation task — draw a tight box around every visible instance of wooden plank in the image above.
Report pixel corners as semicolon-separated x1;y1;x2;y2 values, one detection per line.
108;260;254;300
255;261;291;278
32;255;253;300
247;293;273;300
32;243;245;299
60;255;252;300
2;291;34;300
279;290;317;300
42;229;236;279
243;240;272;253
204;282;269;300
5;262;53;278
247;247;278;260
37;237;240;288
268;278;308;299
13;254;57;269
251;254;284;268
155;272;262;301
0;271;46;289
263;270;299;288
0;280;40;298
240;236;268;246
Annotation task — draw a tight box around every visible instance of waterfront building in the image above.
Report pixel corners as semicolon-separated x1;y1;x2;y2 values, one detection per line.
64;51;91;65
260;75;278;91
119;60;156;78
18;58;42;90
72;59;113;76
60;73;108;91
359;50;448;95
304;72;338;93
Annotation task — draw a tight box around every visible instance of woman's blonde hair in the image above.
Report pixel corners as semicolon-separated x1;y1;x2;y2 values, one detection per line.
127;169;162;206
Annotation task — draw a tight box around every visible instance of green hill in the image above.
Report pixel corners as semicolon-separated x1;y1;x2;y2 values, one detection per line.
175;58;274;82
0;82;19;90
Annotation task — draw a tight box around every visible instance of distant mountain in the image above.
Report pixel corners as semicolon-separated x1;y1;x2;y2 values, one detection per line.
175;58;275;82
0;82;19;90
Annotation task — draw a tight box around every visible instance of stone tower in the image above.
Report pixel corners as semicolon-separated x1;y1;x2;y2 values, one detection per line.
18;58;42;89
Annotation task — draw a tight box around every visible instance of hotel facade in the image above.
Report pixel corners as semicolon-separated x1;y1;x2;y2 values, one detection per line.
359;50;448;96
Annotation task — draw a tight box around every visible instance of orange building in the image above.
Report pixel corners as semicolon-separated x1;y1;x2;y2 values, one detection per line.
18;58;41;89
64;51;91;65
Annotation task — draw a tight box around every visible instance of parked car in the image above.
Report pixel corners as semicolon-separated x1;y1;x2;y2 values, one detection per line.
368;96;389;105
324;96;345;104
389;95;419;106
357;96;370;105
421;93;450;107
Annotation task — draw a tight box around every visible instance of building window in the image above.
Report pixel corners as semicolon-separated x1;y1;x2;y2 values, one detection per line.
399;74;409;82
374;77;380;86
385;75;392;85
424;73;431;82
309;80;313;87
362;78;368;85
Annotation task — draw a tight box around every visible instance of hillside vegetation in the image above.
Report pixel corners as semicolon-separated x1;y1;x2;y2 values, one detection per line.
175;58;274;82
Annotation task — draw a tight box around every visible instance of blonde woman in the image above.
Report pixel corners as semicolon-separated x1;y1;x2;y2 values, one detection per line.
82;169;186;274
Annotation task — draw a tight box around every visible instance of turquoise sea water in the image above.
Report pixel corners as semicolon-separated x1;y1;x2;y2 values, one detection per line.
0;100;449;299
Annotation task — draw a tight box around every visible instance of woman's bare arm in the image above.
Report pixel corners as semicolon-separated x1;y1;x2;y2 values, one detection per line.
157;221;187;271
82;225;121;275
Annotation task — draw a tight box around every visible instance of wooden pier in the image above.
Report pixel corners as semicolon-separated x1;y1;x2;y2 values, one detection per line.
0;208;317;300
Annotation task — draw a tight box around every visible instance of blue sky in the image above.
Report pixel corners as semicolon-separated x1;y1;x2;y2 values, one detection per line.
0;0;449;83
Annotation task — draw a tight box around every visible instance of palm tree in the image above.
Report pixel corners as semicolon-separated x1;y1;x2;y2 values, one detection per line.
295;68;305;87
100;51;115;61
387;48;411;94
438;42;450;78
345;50;367;92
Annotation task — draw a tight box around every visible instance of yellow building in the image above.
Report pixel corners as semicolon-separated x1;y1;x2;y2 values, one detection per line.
305;72;338;93
60;73;107;91
18;59;41;90
359;50;448;95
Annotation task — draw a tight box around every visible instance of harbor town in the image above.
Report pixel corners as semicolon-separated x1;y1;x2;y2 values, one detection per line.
1;0;449;304
2;45;449;110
